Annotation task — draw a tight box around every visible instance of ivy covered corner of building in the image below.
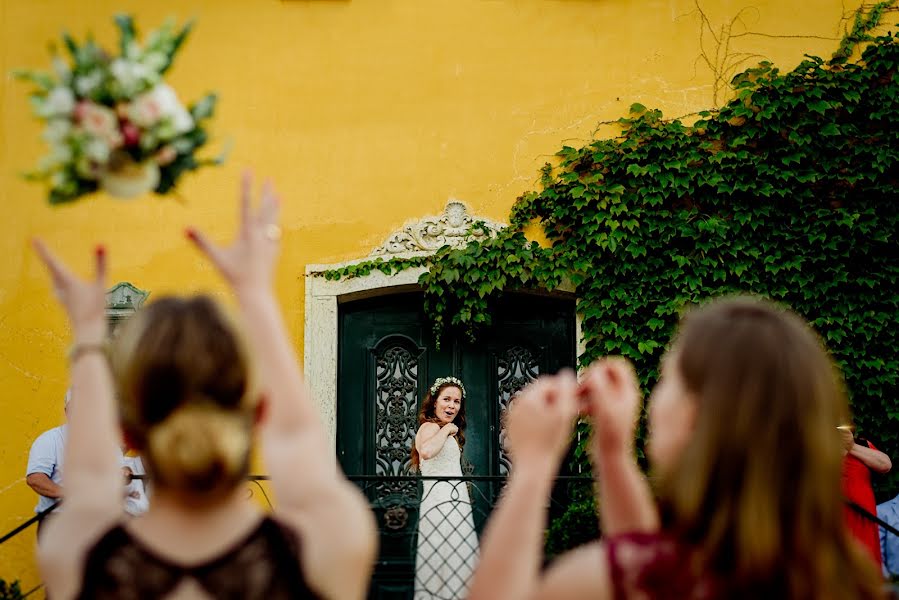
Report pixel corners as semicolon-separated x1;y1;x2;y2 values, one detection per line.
321;5;899;551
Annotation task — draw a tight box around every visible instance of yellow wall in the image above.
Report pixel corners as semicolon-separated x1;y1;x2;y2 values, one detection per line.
0;0;880;588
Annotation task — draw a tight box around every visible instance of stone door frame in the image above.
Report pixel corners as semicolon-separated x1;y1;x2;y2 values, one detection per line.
303;201;581;446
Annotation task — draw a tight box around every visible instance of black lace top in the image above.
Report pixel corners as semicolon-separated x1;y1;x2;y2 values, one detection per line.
76;517;321;599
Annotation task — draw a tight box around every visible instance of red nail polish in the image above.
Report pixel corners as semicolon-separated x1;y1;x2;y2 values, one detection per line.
185;228;196;240
96;245;106;256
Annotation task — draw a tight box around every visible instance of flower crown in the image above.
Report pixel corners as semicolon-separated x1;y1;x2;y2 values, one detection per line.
430;376;466;398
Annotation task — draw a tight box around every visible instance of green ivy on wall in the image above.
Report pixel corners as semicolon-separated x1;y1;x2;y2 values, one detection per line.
0;579;24;600
319;5;899;548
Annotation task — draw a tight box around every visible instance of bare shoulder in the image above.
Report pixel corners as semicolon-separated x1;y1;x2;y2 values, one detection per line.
39;507;121;599
416;422;440;439
273;483;378;600
532;541;611;600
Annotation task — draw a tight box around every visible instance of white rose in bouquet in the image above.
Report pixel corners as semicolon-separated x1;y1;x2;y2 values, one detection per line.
74;70;104;96
42;119;72;144
39;87;75;118
84;138;112;164
166;107;195;137
111;58;155;96
129;83;194;136
142;52;168;72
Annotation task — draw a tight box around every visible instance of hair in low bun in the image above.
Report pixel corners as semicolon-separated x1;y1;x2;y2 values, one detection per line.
148;402;252;495
111;295;255;501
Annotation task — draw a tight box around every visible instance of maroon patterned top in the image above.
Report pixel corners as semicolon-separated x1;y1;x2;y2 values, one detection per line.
607;532;716;600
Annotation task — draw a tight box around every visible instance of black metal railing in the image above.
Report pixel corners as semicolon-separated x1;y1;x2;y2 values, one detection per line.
4;475;899;600
346;474;593;599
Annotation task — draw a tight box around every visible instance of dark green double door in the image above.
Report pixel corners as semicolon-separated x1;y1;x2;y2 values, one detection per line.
337;292;575;599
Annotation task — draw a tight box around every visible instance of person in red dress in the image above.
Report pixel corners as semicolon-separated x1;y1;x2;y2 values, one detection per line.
841;426;893;567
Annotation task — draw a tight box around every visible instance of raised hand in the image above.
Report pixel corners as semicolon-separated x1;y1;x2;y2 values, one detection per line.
579;358;658;537
31;240;125;559
186;171;281;295
506;370;579;470
467;370;580;600
32;240;108;344
839;427;855;454
444;423;459;436
579;357;642;456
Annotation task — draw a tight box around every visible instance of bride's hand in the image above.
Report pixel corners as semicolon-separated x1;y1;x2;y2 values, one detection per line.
444;423;459;436
32;240;108;344
187;171;281;297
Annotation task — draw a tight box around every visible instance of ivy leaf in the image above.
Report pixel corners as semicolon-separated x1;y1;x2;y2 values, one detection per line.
808;100;831;114
441;268;459;284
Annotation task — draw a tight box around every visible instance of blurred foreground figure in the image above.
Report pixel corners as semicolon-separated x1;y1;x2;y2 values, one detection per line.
32;173;377;600
469;297;885;600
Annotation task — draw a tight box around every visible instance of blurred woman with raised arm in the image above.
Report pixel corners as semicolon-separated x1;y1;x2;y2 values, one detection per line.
32;173;377;600
468;297;884;600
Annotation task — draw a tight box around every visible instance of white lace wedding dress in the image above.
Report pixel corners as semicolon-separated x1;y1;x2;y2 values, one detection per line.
414;435;479;600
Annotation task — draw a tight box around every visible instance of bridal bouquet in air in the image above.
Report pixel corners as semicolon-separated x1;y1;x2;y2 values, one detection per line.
15;15;223;204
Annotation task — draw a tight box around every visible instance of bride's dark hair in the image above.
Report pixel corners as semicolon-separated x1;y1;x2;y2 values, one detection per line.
409;382;467;471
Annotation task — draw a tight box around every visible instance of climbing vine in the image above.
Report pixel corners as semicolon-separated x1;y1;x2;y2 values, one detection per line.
318;4;899;545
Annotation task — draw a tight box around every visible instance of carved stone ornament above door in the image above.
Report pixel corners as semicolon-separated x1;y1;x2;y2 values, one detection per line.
369;200;506;257
106;281;149;337
304;200;582;447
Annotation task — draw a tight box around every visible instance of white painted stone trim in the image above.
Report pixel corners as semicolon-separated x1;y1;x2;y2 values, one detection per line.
304;262;428;447
303;207;583;448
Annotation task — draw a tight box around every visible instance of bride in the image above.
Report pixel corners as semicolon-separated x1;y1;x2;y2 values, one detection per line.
411;376;479;599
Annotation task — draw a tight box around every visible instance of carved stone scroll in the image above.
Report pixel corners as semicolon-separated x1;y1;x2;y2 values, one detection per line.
370;200;505;257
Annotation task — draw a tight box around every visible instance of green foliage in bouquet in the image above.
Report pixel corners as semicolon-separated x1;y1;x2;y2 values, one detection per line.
14;15;223;204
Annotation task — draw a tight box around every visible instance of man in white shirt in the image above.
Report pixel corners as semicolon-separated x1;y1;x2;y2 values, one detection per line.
121;451;149;517
879;493;899;579
25;389;70;536
26;389;150;537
